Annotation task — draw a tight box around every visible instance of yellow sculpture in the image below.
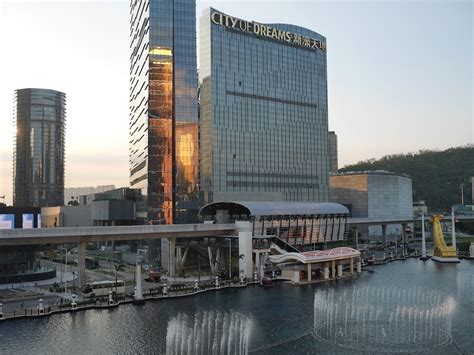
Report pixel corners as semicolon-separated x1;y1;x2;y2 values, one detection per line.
431;215;459;262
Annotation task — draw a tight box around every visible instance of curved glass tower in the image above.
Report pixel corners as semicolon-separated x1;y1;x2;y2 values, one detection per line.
13;88;66;207
199;8;329;205
129;0;199;225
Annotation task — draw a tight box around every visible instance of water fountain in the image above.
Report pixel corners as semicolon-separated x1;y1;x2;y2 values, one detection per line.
313;286;456;353
166;310;253;355
457;271;474;310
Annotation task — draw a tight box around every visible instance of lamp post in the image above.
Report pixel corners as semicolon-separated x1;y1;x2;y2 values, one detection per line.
226;238;232;279
451;207;457;249
60;247;68;294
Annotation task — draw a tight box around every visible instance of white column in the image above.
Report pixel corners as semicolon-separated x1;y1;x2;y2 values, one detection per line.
38;298;44;314
207;246;214;273
255;252;260;279
236;221;253;280
293;271;300;284
356;260;362;273
323;265;329;280
421;213;427;258
108;290;114;305
337;264;343;278
135;261;143;301
331;260;336;279
350;258;354;274
451;210;456;249
307;264;312;281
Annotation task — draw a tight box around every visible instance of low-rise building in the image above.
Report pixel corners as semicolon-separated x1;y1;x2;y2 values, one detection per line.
42;187;143;227
330;170;413;237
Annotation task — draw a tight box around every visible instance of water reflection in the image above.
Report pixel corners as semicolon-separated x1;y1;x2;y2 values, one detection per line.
166;310;253;355
313;286;456;353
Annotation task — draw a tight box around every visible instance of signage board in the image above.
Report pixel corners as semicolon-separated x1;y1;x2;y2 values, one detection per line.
211;12;326;52
22;213;34;229
0;214;15;229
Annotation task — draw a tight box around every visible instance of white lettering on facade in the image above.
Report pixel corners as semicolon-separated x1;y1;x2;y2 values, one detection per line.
210;12;326;52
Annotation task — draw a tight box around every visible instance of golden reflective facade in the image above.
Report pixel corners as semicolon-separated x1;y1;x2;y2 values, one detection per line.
129;0;198;224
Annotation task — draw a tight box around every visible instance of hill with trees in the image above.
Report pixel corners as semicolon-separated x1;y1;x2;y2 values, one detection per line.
339;146;474;212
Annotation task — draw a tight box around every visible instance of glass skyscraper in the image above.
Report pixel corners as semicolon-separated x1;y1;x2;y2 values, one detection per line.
199;8;330;205
13;88;65;207
129;0;199;225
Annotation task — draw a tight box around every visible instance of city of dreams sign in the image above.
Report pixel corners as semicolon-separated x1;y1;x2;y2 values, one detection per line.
211;12;326;52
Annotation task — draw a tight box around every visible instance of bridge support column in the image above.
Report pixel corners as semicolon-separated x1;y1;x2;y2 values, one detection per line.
307;264;312;281
331;260;336;279
337;264;343;278
356;260;362;273
236;221;253;280
168;238;176;277
134;260;143;302
382;224;387;247
350;257;354;274
323;265;329;280
78;239;86;287
255;251;260;281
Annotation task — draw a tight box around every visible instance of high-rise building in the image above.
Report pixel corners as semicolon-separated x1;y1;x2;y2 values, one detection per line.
199;8;329;204
129;0;199;225
13;88;66;207
328;131;338;173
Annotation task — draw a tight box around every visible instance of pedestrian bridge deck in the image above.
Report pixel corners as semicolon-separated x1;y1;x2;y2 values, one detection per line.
0;224;236;246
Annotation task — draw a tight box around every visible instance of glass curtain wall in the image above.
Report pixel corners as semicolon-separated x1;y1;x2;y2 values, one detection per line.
130;0;198;224
13;88;65;207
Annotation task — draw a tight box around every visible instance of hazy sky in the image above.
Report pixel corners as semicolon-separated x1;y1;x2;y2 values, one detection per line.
0;0;472;205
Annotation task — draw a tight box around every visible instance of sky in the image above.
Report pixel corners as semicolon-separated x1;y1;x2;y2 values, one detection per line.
0;0;472;205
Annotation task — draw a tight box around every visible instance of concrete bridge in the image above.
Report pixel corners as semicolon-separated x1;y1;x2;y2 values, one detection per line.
1;214;472;286
0;224;236;287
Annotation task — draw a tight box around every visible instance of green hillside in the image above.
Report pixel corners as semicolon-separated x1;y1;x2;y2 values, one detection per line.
339;146;474;211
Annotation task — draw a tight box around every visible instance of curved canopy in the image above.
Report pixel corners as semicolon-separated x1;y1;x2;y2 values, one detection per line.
269;247;360;264
199;201;349;218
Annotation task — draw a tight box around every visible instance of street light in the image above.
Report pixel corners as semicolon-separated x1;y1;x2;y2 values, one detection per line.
225;238;232;279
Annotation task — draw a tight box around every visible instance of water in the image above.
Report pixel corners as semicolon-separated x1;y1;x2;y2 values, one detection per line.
0;259;472;354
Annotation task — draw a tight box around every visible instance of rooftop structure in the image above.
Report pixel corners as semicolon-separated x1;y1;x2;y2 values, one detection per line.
200;201;349;220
